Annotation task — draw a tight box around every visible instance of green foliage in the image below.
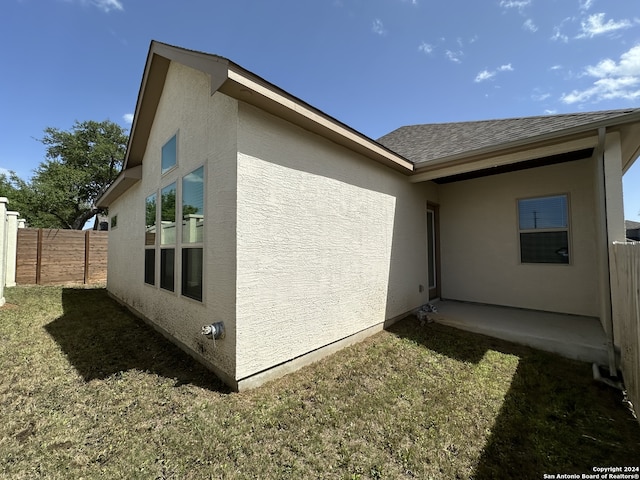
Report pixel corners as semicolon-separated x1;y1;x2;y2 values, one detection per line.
145;194;156;228
160;187;176;222
3;120;128;229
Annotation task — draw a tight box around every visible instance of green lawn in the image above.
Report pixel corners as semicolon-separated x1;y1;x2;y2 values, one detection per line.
1;286;639;479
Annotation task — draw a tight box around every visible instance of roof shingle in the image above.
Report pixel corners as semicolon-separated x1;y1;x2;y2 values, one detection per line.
377;108;640;165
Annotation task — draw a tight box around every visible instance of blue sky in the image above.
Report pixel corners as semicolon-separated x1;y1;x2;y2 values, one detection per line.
2;0;640;220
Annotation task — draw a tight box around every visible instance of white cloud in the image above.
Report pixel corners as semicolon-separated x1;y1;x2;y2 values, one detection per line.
579;0;594;11
445;50;463;63
551;26;569;43
123;113;134;124
0;167;11;177
576;13;632;38
532;91;551;101
67;0;123;12
475;64;514;82
523;19;538;32
475;70;495;82
372;19;386;35
418;42;433;55
550;65;563;71
94;0;123;12
499;0;531;9
544;109;558;115
561;44;640;104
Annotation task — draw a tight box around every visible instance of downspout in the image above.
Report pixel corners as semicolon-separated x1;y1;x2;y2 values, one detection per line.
594;126;618;377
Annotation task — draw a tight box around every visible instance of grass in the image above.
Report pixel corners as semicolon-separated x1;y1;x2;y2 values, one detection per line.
1;286;639;479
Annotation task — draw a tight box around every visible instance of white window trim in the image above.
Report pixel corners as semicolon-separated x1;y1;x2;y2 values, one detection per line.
179;164;206;303
144;164;206;304
161;131;179;176
516;193;572;265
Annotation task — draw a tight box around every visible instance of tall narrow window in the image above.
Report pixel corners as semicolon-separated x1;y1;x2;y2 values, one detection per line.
160;183;176;291
161;183;177;246
144;193;157;285
181;166;204;301
518;194;570;264
161;134;177;174
160;249;175;291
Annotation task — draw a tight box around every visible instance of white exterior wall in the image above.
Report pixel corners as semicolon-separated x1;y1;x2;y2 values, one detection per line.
5;211;19;287
235;103;436;381
438;157;600;317
0;198;7;307
107;62;239;382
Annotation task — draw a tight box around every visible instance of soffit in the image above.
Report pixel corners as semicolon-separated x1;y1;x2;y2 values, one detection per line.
96;166;142;208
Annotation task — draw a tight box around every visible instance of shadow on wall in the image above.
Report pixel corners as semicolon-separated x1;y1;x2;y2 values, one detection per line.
44;288;230;393
388;320;640;478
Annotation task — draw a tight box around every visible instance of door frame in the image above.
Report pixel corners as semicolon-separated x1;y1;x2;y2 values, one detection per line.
426;202;441;300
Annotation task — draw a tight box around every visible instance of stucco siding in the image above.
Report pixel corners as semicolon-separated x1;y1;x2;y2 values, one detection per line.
106;61;238;381
235;103;436;380
438;157;600;317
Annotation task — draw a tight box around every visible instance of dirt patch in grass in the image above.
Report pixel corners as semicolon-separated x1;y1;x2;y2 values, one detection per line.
1;286;638;479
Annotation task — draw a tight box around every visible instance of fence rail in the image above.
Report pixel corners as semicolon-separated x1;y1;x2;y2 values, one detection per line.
611;241;640;423
16;228;108;286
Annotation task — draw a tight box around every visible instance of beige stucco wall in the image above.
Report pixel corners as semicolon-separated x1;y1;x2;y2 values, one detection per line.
234;103;437;381
107;61;239;383
438;157;600;317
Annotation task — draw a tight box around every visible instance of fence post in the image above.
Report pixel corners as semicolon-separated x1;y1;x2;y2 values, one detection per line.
84;230;90;285
5;212;19;287
0;197;7;306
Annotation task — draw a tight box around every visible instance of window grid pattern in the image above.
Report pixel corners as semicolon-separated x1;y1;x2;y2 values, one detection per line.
518;194;570;264
145;148;204;302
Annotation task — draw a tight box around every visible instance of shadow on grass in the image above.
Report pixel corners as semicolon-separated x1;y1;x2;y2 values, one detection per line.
388;317;640;479
44;288;230;393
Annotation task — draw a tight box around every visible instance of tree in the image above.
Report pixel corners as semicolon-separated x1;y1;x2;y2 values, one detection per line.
8;120;128;229
0;172;39;222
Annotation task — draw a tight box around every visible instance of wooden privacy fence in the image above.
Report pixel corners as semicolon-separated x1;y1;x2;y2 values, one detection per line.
16;229;108;285
611;241;640;423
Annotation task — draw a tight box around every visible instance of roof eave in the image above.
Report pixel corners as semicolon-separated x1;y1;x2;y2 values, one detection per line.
124;41;413;176
221;65;413;173
96;166;142;208
412;109;640;173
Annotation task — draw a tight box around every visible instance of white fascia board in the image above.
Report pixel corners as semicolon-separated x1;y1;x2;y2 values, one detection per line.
226;68;414;173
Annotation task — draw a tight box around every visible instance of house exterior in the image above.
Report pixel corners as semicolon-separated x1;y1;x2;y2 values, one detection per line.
98;41;640;391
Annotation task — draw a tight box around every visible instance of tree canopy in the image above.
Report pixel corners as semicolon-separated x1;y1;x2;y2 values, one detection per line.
2;120;128;229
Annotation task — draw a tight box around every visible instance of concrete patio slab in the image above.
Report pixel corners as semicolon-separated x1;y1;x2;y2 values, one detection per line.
428;300;610;365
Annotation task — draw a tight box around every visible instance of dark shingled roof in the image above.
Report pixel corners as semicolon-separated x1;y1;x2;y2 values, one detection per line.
377;108;640;165
626;220;640;229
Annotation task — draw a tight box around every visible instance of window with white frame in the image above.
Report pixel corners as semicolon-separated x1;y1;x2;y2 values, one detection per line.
518;194;570;264
144;193;157;285
161;134;177;174
160;182;177;291
144;166;205;301
181;166;204;301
